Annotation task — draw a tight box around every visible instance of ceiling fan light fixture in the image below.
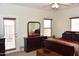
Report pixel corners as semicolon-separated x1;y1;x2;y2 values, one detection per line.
51;3;59;8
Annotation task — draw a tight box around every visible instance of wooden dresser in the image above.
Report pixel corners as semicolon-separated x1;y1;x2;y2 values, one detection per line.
0;38;5;56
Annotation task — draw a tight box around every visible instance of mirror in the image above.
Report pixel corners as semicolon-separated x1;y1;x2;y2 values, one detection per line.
27;21;40;37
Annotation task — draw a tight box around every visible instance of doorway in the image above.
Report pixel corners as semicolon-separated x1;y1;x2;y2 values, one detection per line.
3;18;16;50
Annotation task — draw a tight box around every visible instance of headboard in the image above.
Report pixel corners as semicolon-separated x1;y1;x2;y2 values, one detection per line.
62;31;79;41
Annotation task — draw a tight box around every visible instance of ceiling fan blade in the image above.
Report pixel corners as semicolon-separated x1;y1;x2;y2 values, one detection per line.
58;3;71;6
41;3;53;8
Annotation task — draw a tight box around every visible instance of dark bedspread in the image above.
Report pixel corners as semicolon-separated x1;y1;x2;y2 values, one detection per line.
44;38;78;56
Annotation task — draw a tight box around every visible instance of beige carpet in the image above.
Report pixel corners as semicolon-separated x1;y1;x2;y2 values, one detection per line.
6;51;36;56
5;49;61;56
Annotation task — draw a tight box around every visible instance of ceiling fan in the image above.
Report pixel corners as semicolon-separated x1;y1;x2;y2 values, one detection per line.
51;3;59;8
51;3;70;9
41;3;79;10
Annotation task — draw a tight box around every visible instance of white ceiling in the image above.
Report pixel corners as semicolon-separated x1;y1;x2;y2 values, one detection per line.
9;3;79;10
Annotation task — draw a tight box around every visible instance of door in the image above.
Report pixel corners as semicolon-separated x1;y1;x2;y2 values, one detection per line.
3;18;16;50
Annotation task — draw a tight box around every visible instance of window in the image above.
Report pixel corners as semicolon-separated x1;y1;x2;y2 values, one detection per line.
43;19;52;36
70;17;79;31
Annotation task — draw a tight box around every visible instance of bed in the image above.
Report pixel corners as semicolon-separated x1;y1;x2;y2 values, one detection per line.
44;31;79;56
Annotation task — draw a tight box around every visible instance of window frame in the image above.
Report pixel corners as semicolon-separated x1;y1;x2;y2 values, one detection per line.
70;17;79;32
43;18;52;36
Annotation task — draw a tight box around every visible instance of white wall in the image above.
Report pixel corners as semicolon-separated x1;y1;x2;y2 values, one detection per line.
0;4;54;51
53;7;79;38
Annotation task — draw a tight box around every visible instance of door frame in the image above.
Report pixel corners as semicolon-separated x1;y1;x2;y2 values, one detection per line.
3;17;16;51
